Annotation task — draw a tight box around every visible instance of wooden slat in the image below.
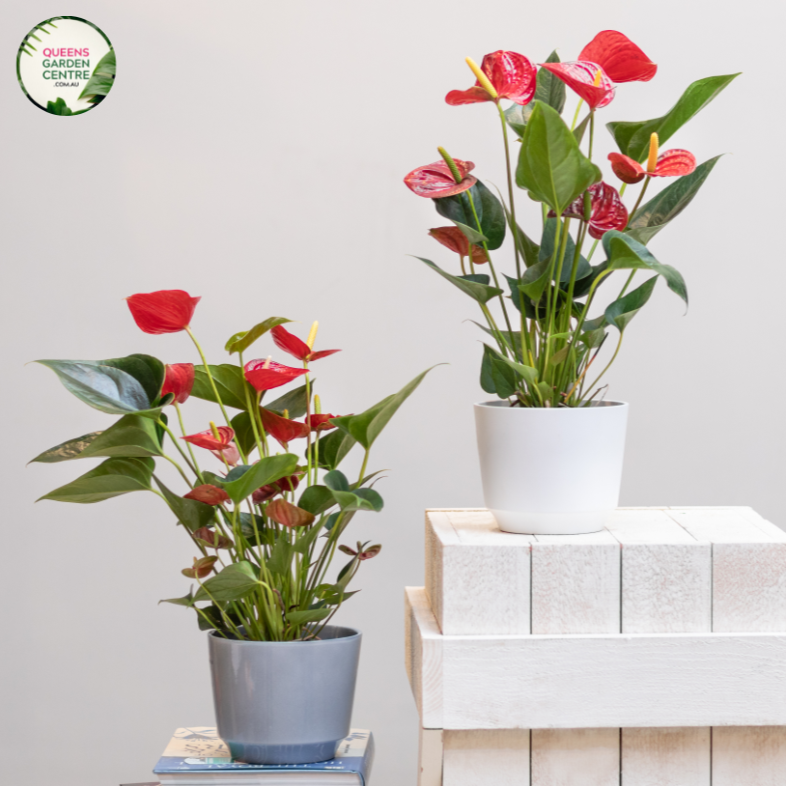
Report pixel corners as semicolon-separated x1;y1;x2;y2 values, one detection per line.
418;727;443;786
443;730;530;786
531;530;620;635
621;727;710;785
425;511;532;635
531;729;619;786
405;586;442;729
712;726;786;785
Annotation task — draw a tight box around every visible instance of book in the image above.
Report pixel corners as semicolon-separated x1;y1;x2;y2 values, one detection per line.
153;727;374;785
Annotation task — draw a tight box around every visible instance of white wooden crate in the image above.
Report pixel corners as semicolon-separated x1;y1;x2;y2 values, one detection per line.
409;507;786;785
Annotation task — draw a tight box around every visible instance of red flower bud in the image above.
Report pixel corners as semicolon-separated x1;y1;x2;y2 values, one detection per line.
126;290;200;334
271;325;340;363
244;359;307;392
181;426;235;451
428;227;488;264
181;555;217;579
404;159;477;199
161;363;195;404
307;414;338;433
193;527;233;549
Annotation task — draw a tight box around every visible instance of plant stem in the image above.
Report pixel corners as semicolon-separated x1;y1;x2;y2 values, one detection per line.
570;99;584;131
585;331;624;393
174;402;203;483
239;351;265;459
158;420;198;477
162;453;192;486
627;176;651;223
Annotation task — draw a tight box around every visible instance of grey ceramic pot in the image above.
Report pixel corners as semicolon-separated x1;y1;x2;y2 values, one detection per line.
208;625;361;765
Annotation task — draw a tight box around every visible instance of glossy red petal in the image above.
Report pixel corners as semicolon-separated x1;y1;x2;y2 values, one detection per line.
307;348;341;361
252;484;278;504
271;325;310;361
403;160;477;198
193;527;233;549
539;62;615;110
265;498;315;528
470;245;488;265
429;227;470;256
561;182;628;240
184;484;230;505
259;408;310;445
181;426;235;451
481;51;537;105
579;30;657;84
608;152;646;184
126;290;200;334
652;149;697;178
359;544;382;561
274;474;301;493
161;363;195;404
307;413;338;432
244;360;307;392
445;86;494;105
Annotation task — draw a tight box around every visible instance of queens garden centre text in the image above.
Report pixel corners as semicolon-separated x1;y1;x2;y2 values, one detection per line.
41;47;91;81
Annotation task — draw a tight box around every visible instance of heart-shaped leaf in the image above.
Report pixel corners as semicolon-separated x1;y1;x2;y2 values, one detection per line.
607;74;740;162
627;156;722;245
434;180;506;250
193;561;260;602
155;476;216;532
604;276;658;331
516;101;601;214
222;453;299;503
225;317;292;355
332;367;437;450
265;381;311;418
416;258;502;304
311;428;357;470
38;457;154;504
192;364;256;410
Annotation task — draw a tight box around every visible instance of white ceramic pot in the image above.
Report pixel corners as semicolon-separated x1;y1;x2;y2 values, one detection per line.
474;400;629;535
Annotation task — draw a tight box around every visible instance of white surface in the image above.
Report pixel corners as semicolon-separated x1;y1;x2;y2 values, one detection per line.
444;729;530;786
621;727;710;786
417;728;443;786
711;726;786;786
406;586;786;730
531;729;619;786
474;402;628;534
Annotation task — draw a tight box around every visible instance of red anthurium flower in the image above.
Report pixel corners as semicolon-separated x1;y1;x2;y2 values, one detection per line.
182;555;218;579
429;227;488;265
540;31;656;111
539;61;616;110
338;542;382;561
260;407;310;446
252;474;301;504
210;442;240;467
271;325;340;363
161;363;195;404
193;527;233;549
126;290;200;334
181;426;235;451
404;159;476;198
244;359;307;392
579;31;657;84
446;51;537;106
557;182;629;240
265;498;315;528
307;414;338;433
184;484;230;506
608;149;697;184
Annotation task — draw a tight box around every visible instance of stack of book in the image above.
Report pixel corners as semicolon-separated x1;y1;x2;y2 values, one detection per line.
122;727;374;785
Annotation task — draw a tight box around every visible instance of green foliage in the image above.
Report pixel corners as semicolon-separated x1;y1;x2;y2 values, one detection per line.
416;258;502;304
192;364;255;410
222;454;299;503
225;317;291;355
78;49;116;103
604;276;658;331
38;457;154;503
516;101;601;214
434;180;506;250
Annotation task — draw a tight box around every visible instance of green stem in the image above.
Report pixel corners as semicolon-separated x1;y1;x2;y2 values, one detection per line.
158;420;198;477
174;402;203;483
627;177;651;224
185;327;247;464
584;331;624;394
239;351;265;459
162;453;192;486
570;99;584;131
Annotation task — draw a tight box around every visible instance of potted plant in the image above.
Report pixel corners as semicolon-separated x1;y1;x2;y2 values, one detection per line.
404;31;738;535
31;289;433;764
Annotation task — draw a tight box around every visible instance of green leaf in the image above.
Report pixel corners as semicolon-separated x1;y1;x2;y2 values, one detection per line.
549;346;570;366
221;453;299;503
159;591;195;608
38;457;154;504
30;415;163;463
573;114;591;146
416;257;502;304
286;608;331;626
192;364;256;410
193;561;260;602
535;50;565;113
324;470;350;492
518;260;551;302
291;521;324;554
451;221;488;245
35;357;159;416
46;97;73;115
266;536;292;576
78;49;115;101
225;317;292;355
329;487;384;513
516;101;601;214
486;344;538;386
239;512;267;545
602;231;688;306
265;381;311;418
504;103;533;137
606;74;740;162
580;326;608;349
332;367;437;450
538;218;591;283
627;156;723;245
311;428;357;471
154;476;216;532
604;276;658;331
480;344;518;399
229;411;257;456
433;180;506;250
104;354;165;404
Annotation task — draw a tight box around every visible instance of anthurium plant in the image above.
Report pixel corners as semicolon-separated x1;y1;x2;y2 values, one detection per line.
31;290;432;641
405;31;738;407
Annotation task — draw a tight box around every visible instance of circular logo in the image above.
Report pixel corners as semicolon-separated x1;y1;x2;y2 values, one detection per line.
17;17;115;115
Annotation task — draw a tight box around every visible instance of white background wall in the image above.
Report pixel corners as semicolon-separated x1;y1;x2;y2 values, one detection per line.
2;2;783;784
